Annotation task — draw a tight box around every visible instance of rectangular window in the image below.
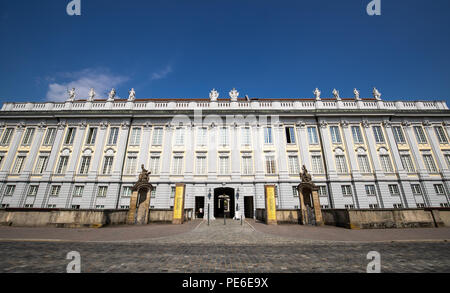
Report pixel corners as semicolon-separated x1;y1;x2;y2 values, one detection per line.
242;155;253;175
73;186;84;197
400;154;415;173
125;155;138;175
388;184;400;196
79;156;91;174
0;155;4;169
34;156;49;174
330;126;342;144
241;127;251;145
365;185;376;196
11;156;26;174
197;127;207;146
71;205;80;210
130;127;141;146
411;184;422;195
107;127;119;145
292;186;299;197
285;127;296;144
1;128;14;145
434;126;448;144
149;156;161;175
43;128;56;145
102;156;114;175
423;154;438;173
369;204;379;209
21;128;35;146
341;185;352;196
393;204;403;209
446;154;450;169
50;185;61;197
97;186;108;197
414;126;428;144
264;127;273;144
434;184;445;195
358;155;371;173
219;127;229;146
151;189;156;198
318;186;328;197
219;156;230;174
288;155;300;174
170;186;176;198
27;185;38;197
380;155;394;173
311;155;324;174
4;185;15;196
175;127;185;146
392;126;406;144
64;127;76;144
95;205;105;209
152;127;163;145
85;127;97;144
335;155;348;174
351;126;363;144
195;155;207;174
122;186;132;197
56;156;69;174
372;126;385;143
172;156;184;175
265;155;276;174
308;127;319;144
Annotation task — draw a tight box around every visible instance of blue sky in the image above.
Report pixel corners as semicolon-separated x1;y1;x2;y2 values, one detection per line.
0;0;450;105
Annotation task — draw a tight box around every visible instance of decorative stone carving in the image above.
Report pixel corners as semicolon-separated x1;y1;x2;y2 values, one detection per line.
57;122;66;130
38;122;47;129
340;120;349;128
67;88;76;102
373;87;382;100
313;88;321;101
443;122;449;127
17;122;26;129
354;88;361;100
88;88;96;102
209;122;216;129
121;121;130;129
229;88;239;102
362;120;370;128
382;120;392;128
402;121;411;127
128;88;136;102
78;121;87;129
423;120;432;127
319;120;328;128
143;122;152;129
296;122;306;128
0;122;5;128
100;121;109;129
332;89;341;100
107;88;116;102
209;89;219;102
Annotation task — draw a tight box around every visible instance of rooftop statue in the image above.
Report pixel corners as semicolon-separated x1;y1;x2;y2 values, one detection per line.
229;88;239;102
88;88;96;102
67;88;76;102
354;88;361;100
107;88;116;102
313;88;321;100
128;88;136;102
300;165;312;183
373;87;382;100
209;89;219;101
332;88;341;100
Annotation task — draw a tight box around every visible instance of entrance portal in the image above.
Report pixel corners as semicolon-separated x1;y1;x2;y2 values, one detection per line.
214;187;235;218
244;196;254;219
195;196;204;219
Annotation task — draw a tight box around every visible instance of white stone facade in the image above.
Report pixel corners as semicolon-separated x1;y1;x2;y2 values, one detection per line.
1;93;450;219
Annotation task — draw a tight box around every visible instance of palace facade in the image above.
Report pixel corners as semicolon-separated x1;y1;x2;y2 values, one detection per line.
0;88;449;219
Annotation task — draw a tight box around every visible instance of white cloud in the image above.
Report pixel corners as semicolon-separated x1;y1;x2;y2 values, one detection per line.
150;65;173;81
45;68;128;102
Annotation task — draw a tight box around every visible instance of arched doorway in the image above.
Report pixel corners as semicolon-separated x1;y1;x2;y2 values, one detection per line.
214;187;235;218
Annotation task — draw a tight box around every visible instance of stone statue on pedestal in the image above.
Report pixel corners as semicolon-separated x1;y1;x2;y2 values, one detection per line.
138;164;151;183
128;88;136;101
300;165;312;183
313;88;321;100
88;88;96;102
67;88;76;102
373;87;382;100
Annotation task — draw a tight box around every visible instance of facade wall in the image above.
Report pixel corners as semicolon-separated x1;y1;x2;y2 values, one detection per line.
1;98;450;218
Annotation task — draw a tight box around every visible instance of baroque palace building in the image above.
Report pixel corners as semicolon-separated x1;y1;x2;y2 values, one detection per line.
0;87;449;219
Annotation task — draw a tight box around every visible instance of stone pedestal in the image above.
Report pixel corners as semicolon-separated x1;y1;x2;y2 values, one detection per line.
264;185;277;225
127;183;152;225
172;183;186;224
297;183;323;226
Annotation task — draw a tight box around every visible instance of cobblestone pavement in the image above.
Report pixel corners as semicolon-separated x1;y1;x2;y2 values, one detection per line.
0;219;449;273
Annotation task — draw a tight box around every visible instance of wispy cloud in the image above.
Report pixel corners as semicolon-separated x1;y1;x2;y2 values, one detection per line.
45;68;129;102
150;65;173;81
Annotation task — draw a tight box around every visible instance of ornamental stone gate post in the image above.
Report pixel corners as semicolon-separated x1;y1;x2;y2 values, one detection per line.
297;165;323;226
127;165;153;225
